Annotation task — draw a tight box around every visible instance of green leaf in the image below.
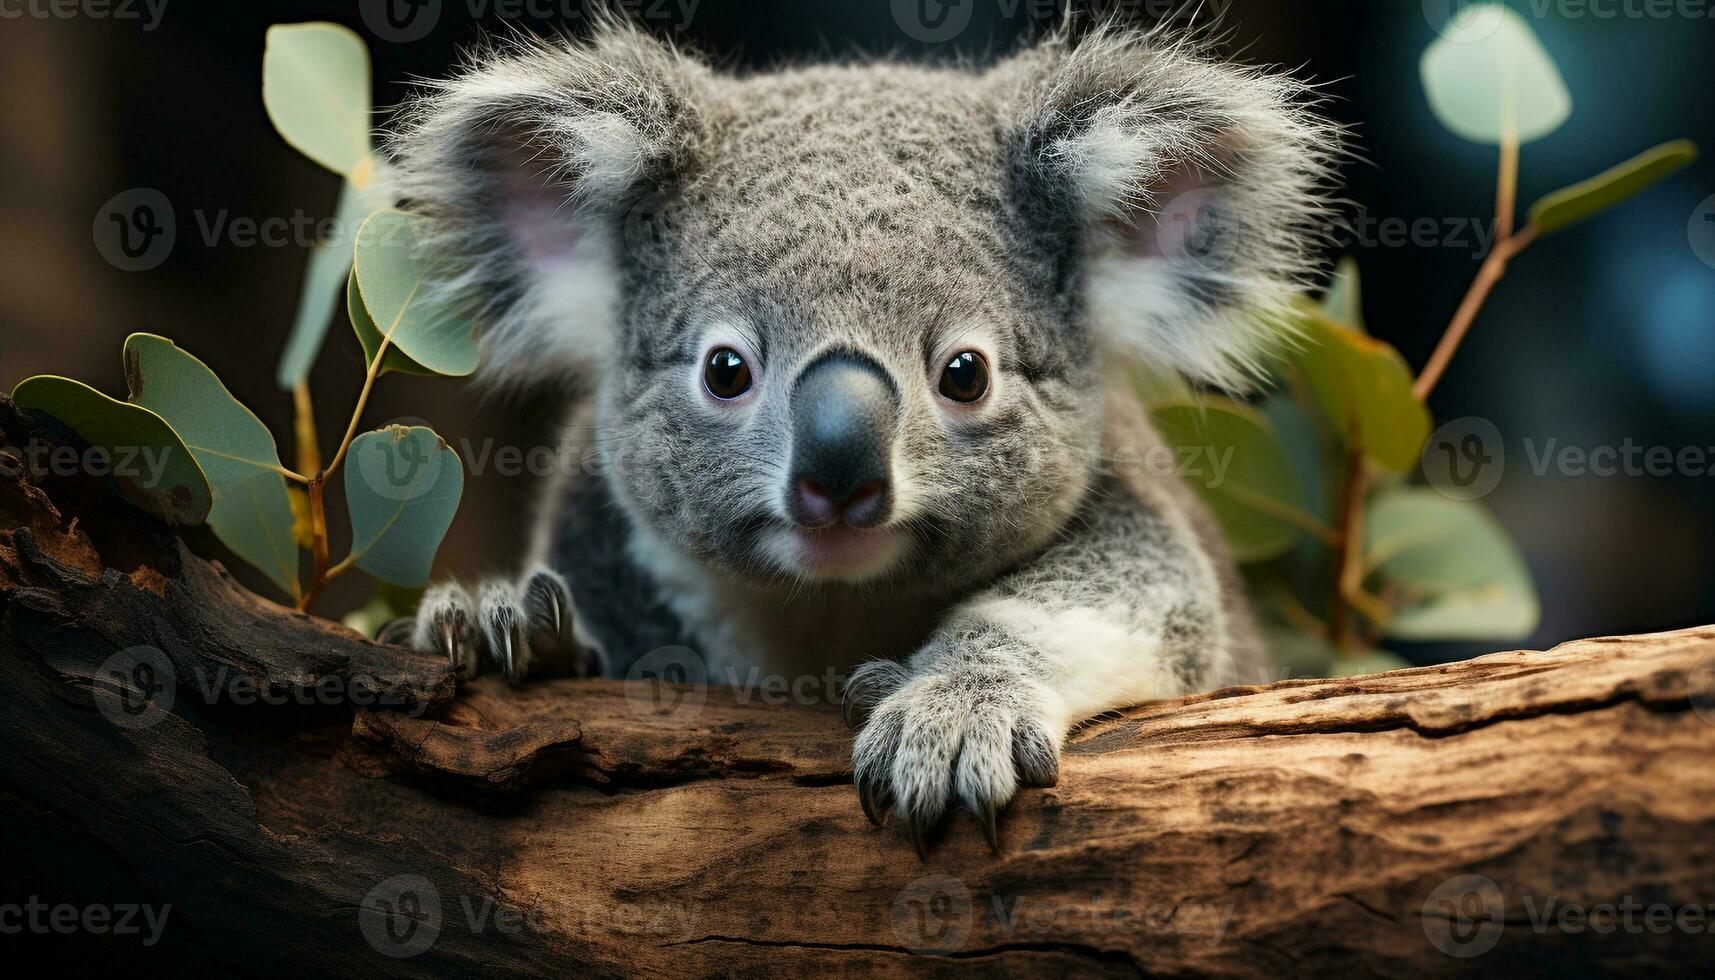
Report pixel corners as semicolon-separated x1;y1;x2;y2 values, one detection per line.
1420;5;1571;145
124;334;301;597
1321;257;1365;333
1288;308;1431;473
348;269;439;378
1130;364;1194;409
1365;487;1539;642
1264;626;1336;680
10;376;212;526
1528;139;1699;236
343;426;464;587
342;581;426;639
208;471;302;599
1331;650;1414;678
353;210;481;377
1152;398;1307;563
276;178;384;389
262;23;372;176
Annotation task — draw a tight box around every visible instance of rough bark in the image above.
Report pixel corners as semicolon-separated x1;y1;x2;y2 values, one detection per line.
3;395;1714;978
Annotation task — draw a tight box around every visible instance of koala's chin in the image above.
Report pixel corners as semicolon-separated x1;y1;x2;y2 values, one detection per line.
763;525;911;584
387;14;1337;855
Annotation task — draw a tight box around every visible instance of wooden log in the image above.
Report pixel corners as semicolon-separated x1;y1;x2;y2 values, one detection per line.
3;394;1713;977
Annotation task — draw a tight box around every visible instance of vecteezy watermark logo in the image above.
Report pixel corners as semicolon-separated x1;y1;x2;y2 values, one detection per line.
1153;188;1229;261
0;897;173;946
360;874;444;958
93;188;175;272
360;0;442;43
93;645;177;730
1691;194;1715;271
1423;0;1509;43
624;646;708;722
0;0;169;30
892;0;974;43
1422;874;1505;958
892;875;974;956
354;417;447;501
1421;416;1505;500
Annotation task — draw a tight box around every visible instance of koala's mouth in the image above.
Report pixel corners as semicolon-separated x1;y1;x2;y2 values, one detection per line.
769;524;907;583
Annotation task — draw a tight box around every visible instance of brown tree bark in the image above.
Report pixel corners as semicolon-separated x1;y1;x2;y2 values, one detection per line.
3;395;1714;978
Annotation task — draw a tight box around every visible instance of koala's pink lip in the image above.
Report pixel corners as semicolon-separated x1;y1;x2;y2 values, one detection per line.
788;525;903;578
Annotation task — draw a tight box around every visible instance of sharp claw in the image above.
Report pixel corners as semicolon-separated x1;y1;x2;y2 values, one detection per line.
859;780;882;827
907;815;929;861
507;626;529;680
440;624;458;669
979;802;1000;855
842;690;859;728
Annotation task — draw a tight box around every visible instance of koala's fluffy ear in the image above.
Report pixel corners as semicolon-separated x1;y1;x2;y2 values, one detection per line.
387;20;709;387
997;25;1340;391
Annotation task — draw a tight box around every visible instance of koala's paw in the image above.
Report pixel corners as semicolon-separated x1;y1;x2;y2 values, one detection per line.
385;567;592;683
847;663;1061;858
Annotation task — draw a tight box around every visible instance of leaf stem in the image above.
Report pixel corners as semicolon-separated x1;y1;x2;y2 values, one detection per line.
324;336;391;482
297;334;395;611
299;476;331;612
291;381;321;479
1413;131;1537;402
1326;131;1540;645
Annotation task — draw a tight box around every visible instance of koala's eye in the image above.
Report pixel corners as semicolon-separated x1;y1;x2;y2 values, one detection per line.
938;351;990;404
704;348;753;400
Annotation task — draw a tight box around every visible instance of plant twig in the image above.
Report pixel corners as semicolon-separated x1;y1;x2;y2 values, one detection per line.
299;477;331;612
292;381;321;480
1413;129;1537;401
324;337;391;482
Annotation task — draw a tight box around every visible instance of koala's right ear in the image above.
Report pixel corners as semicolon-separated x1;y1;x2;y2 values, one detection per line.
387;21;709;387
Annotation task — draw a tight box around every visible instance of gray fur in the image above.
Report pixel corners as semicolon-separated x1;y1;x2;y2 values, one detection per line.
387;17;1335;851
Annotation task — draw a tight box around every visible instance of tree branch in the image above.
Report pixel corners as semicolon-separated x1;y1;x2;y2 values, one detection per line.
3;395;1713;977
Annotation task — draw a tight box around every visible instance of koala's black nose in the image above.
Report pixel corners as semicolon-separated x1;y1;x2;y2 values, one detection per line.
788;352;896;529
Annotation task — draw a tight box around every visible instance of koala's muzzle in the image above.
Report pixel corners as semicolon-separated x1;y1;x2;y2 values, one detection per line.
788;352;896;530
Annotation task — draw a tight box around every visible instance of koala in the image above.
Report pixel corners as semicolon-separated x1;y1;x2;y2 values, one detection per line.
385;15;1336;854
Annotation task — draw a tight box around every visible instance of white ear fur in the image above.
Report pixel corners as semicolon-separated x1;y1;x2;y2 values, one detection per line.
387;22;707;389
1004;25;1341;391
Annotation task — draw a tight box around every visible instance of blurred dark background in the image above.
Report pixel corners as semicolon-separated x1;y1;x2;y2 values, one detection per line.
1;0;1711;659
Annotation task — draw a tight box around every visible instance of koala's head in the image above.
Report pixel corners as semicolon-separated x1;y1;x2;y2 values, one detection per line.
389;18;1335;589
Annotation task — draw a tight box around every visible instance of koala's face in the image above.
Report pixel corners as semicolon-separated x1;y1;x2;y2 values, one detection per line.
392;21;1334;587
599;67;1102;585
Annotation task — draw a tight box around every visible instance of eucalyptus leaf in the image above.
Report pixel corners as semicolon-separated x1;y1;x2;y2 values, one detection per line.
1130;364;1194;409
1365;487;1539;641
1528;139;1698;236
1152;398;1306;563
343;426;464;587
342;581;427;639
1420;5;1571;145
10;376;212;526
353;210;480;377
209;471;302;599
276;177;384;388
1288;309;1430;473
348;270;439;378
124;334;302;597
262;22;372;176
1321;257;1365;333
1264;626;1337;680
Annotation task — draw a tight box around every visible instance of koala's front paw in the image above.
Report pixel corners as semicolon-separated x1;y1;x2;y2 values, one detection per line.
382;566;592;682
846;660;1061;858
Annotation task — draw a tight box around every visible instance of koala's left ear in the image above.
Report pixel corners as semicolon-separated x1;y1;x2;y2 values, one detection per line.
995;26;1341;391
387;18;710;387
